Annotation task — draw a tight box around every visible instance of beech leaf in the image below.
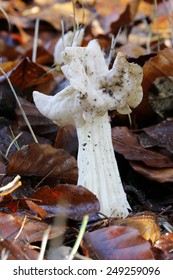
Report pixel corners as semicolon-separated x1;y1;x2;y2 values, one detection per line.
6;143;78;184
31;184;100;220
111;212;161;245
155;233;173;257
83;225;155;260
0;212;65;245
112;126;173;168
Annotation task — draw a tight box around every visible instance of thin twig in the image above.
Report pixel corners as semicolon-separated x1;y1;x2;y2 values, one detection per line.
14;215;27;241
107;28;122;68
61;20;65;50
32;18;40;62
154;0;160;51
163;0;173;47
38;226;51;260
72;0;77;33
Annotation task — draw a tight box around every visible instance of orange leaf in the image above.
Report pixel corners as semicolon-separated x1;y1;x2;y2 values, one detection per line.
31;184;100;220
111;212;161;245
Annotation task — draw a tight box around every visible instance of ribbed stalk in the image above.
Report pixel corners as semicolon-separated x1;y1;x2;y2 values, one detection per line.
77;111;130;218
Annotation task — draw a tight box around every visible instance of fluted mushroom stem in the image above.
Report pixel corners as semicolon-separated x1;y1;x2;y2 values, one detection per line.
77;111;131;218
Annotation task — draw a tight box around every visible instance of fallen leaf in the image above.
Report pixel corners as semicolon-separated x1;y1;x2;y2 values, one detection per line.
31;184;100;220
110;0;142;35
0;239;39;260
112;126;173;168
25;200;48;219
6;143;78;184
54;125;78;156
111;212;161;245
0;39;19;61
0;212;65;245
21;46;54;65
116;42;146;58
130;161;173;183
143;120;173;153
155;233;173;255
23;2;92;30
0;81;17;120
140;48;173;121
83;225;155;259
9;57;55;92
15;97;58;138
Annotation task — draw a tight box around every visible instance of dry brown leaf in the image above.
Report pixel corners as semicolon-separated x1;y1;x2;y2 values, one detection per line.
111;212;161;245
110;0;142;35
31;184;100;220
138;48;173;121
116;42;146;57
155;233;173;254
25;200;48;219
0;239;39;260
143;120;173;153
22;2;92;30
54;125;78;156
9;57;55;91
6;143;78;184
83;225;155;259
0;212;65;245
130;161;173;183
112;126;173;168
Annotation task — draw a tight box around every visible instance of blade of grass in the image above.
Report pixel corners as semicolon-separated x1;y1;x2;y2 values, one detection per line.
67;215;89;260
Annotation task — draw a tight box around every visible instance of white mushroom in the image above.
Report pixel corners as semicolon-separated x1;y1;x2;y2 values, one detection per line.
33;40;143;218
54;28;85;65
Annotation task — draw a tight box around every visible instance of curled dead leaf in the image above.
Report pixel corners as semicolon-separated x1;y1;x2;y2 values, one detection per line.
111;211;161;245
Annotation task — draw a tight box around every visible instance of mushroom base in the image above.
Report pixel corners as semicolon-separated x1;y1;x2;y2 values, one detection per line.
77;111;131;218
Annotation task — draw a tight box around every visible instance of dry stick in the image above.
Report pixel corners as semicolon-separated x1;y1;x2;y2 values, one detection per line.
0;68;38;143
107;27;122;68
154;0;160;52
14;215;27;241
61;20;65;50
163;0;173;47
38;226;51;260
32;18;40;63
72;0;77;33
